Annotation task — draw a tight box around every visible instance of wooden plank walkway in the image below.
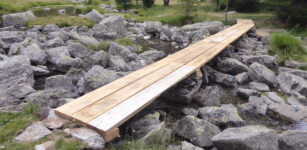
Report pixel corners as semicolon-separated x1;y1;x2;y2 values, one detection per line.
55;19;255;141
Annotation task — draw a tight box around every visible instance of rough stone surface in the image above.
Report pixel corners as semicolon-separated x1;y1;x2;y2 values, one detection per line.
181;141;204;150
265;92;285;103
278;67;307;80
211;125;278;150
268;102;307;122
93;15;126;39
64;128;106;149
248;62;277;87
3;11;36;27
174;116;220;147
34;141;54;150
69;31;100;45
249;82;270;92
239;95;269;115
237;88;260;99
239;55;278;67
67;41;92;58
217;58;249;75
182;108;199;117
14;122;52;142
199;104;244;127
43;109;67;129
45;75;74;92
235;72;249;84
277;73;307;97
193;85;226;106
278;130;307;150
144;21;162;33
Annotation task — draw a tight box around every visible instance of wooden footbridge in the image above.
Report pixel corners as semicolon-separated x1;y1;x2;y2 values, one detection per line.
55;19;255;141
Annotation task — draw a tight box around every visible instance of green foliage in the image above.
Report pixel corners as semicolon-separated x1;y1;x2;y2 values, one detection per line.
26;16;96;28
86;41;110;51
143;0;155;8
115;0;132;10
75;5;105;14
161;15;193;26
115;38;133;46
268;32;307;63
55;138;85;150
229;0;261;12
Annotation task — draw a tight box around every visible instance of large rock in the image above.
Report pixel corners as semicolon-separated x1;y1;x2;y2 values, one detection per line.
43;24;60;33
82;65;119;93
180;20;223;34
174;116;221;147
138;49;166;64
67;41;92;58
130;112;161;139
217;58;249;75
45;75;74;92
239;95;270;115
93;15;126;39
211;125;278;150
278;130;307;150
193;85;226;106
248;62;277;87
69;31;100;46
277;73;307;97
46;37;64;48
22;43;47;65
236;88;260;99
138;122;172;145
239;55;278;67
249;82;270;92
14;122;52;142
163;72;202;103
205;66;236;87
199;104;244;128
64;128;105;149
268;102;307;122
3;11;36;27
66;68;86;83
0;31;25;44
265;92;285;103
279;67;307;80
144;21;162;33
83;9;105;23
32;65;51;76
108;42;131;62
82;51;108;71
43;109;67;129
34;141;54;150
108;55;131;71
235;72;249;84
46;46;82;72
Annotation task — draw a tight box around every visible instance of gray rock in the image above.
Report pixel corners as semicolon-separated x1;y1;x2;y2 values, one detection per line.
265;92;285;103
189;28;210;43
0;31;25;44
67;41;91;58
32;65;51;76
46;46;82;72
144;21;162;33
108;42;131;62
248;62;277;87
64;128;105;149
14;122;52;142
130;112;161;139
82;51;108;71
237;88;260;99
193;85;226;106
3;11;36;27
163;72;202;103
83;65;119;93
205;66;236;87
277;73;307;97
239;55;278;67
43;24;60;33
284;60;307;69
181;141;204;150
182;108;199;117
239;95;269;115
83;9;105;23
268;102;307;123
287;96;306;109
180;20;223;34
174;116;221;147
8;37;35;56
69;31;99;46
47;30;70;41
93;15;126;39
171;30;189;43
211;125;278;150
22;43;47;65
45;75;74;92
46;37;64;48
217;58;249;75
278;130;307;150
25;89;75;108
34;141;54;150
279;67;307;80
66;68;86;83
43;109;67;129
138;122;172;145
108;55;131;71
235;72;249;84
249;82;270;92
199;104;244;127
138;49;166;64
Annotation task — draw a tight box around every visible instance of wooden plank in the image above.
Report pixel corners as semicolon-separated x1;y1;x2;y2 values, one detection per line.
88;22;255;132
54;22;245;118
71;25;248;123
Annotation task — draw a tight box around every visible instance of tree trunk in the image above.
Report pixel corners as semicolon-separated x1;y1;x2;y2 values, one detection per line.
163;0;170;6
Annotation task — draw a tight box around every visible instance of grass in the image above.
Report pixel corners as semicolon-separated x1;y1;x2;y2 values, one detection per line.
268;32;307;63
115;37;133;46
54;138;85;150
109;140;168;150
86;41;110;51
26;15;96;27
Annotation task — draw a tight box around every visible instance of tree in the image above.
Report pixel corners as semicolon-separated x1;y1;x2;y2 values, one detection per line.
181;0;198;23
115;0;131;10
229;0;261;12
143;0;154;8
163;0;170;6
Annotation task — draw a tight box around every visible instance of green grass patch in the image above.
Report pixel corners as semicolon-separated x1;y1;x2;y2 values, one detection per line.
26;15;96;28
86;41;110;51
268;32;307;63
54;138;85;150
115;38;133;46
75;5;106;15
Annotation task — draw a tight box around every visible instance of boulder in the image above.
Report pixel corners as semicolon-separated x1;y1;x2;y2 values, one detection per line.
265;92;285;103
138;122;172;145
64;128;105;149
43;109;67;129
239;95;270;115
22;43;47;65
108;55;131;71
239;55;278;67
82;51;108;71
0;31;25;44
67;41;92;58
182;108;199;116
237;88;260;99
45;75;74;92
217;58;249;75
43;24;60;33
249;82;270;92
144;21;162;33
83;9;105;23
46;37;64;48
66;68;86;83
235;72;249;84
82;65;119;93
34;141;54;150
284;60;307;69
248;62;277;87
181;141;204;150
268;102;307;123
69;31;100;46
32;65;51;76
277;73;307;97
180;21;223;34
174;116;220;147
211;125;278;150
199;104;244;128
93;15;126;39
279;67;307;80
163;72;202;103
108;42;131;62
47;30;70;41
14;122;52;142
205;66;236;87
138;49;166;64
278;130;307;150
193;85;226;106
3;11;36;27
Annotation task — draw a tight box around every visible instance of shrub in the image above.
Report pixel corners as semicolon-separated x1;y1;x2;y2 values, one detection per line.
26;16;96;28
115;0;132;10
229;0;261;12
268;32;307;63
143;0;155;8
